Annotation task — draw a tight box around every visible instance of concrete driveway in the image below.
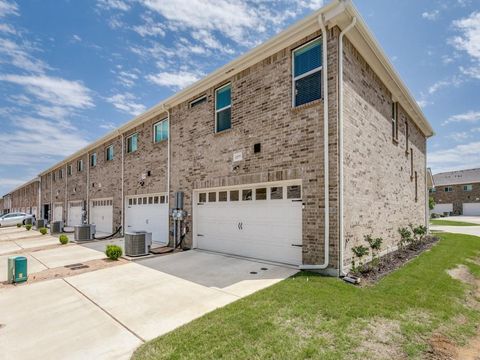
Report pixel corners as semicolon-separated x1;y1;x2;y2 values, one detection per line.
438;215;480;224
431;215;480;237
0;228;297;360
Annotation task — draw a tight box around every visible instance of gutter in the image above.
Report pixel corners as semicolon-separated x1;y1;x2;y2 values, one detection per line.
163;104;172;246
338;16;357;277
299;13;330;271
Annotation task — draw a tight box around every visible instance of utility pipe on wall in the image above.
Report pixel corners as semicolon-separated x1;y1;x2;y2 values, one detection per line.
86;152;90;224
338;16;357;276
65;164;68;223
299;14;330;271
119;131;125;233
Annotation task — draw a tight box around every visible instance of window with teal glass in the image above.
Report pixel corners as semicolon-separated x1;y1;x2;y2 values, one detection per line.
106;145;114;161
127;133;138;153
292;38;322;107
90;153;97;167
154;119;168;143
215;83;231;132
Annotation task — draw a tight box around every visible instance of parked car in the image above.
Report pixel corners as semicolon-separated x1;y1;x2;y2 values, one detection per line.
0;213;34;227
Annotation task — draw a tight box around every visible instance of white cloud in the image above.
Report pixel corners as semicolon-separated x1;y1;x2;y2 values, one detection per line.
105;92;146;116
146;71;202;90
0;23;16;34
133;16;165;37
0;0;18;17
416;99;430;108
116;70;139;88
0;38;49;73
422;10;440;21
451;11;480;79
428;141;480;173
448;131;470;141
0;178;26;188
444;110;480;124
0;118;89;166
72;34;82;42
96;0;130;11
0;74;94;109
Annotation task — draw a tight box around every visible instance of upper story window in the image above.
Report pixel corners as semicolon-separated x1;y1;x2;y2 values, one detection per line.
53;173;56;182
190;95;207;108
292;38;322;107
464;184;473;192
154;119;168;143
106;145;114;161
77;159;84;172
444;186;453;192
90;153;97;167
67;165;72;176
429;188;436;194
59;169;64;179
127;133;138;153
215;84;231;132
392;102;399;141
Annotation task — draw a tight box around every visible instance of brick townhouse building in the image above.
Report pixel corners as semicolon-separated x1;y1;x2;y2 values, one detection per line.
431;168;480;216
1;0;433;275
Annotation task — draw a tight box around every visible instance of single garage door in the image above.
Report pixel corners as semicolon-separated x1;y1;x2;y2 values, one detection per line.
125;194;168;244
53;203;63;222
463;203;480;216
90;199;113;234
432;203;453;215
68;201;83;227
194;181;303;265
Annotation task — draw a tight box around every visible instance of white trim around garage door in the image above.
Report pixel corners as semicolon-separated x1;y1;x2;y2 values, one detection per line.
90;198;114;234
192;179;303;265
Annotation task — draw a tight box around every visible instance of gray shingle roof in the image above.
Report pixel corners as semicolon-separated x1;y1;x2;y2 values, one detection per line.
433;168;480;186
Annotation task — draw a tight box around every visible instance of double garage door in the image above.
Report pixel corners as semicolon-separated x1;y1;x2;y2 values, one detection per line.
194;181;303;265
125;194;169;244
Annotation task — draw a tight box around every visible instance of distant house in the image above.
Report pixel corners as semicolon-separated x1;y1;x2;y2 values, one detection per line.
430;168;480;216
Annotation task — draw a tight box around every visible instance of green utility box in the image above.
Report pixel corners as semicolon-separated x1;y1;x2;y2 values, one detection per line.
7;256;28;284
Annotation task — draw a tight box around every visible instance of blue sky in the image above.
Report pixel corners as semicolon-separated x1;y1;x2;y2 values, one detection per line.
0;0;479;195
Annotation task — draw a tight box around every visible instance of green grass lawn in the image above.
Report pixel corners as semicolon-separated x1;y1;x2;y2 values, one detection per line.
430;219;479;226
133;233;480;360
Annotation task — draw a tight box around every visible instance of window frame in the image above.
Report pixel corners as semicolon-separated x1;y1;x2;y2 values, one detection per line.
215;83;232;133
77;159;84;172
126;133;138;153
291;37;323;108
190;95;207;108
106;145;114;161
392;101;399;141
67;164;72;176
464;184;473;192
153;119;169;143
90;152;97;167
444;186;453;193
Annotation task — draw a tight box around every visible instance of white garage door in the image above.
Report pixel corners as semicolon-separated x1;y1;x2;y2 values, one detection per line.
68;201;83;227
90;199;113;234
432;203;453;215
125;194;168;244
53;204;63;222
463;203;480;216
195;181;303;265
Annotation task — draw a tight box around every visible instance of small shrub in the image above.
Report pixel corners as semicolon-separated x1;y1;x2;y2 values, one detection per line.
39;227;48;235
25;224;32;231
398;227;412;250
411;224;427;244
59;234;69;245
351;245;369;273
365;235;383;269
106;245;122;260
16;223;22;228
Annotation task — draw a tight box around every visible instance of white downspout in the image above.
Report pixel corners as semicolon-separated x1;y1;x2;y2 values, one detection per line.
119;131;125;234
425;142;429;234
299;14;330;270
38;177;41;220
338;16;357;276
65;165;68;224
86;152;90;223
163;104;171;246
50;172;53;223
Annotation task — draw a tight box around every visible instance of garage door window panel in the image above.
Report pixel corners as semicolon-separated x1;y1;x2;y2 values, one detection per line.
230;190;239;201
219;191;227;202
199;193;206;203
208;192;216;202
242;189;252;201
256;188;267;200
287;185;302;199
270;186;283;200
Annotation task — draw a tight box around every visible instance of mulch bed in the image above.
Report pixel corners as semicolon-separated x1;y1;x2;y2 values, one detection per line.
352;235;440;284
